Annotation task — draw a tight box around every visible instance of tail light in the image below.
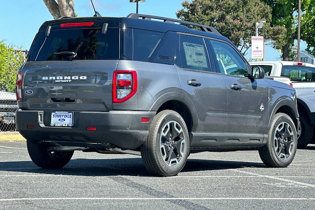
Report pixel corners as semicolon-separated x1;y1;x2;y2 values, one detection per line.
113;71;137;103
60;22;94;28
16;71;23;102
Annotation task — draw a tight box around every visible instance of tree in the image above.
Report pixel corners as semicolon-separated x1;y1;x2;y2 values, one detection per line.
0;41;25;92
177;0;286;56
301;0;315;57
262;0;313;60
43;0;75;20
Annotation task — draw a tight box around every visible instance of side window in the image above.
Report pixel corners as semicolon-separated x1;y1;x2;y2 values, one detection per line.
150;32;178;65
133;29;163;62
177;35;210;72
282;66;315;82
208;39;247;77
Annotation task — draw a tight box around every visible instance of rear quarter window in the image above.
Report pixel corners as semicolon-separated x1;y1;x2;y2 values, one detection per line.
123;29;164;62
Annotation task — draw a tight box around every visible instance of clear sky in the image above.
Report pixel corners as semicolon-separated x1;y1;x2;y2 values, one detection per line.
0;0;306;61
0;0;184;49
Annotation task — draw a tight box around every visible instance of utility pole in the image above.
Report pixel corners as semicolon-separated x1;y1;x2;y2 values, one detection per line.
297;0;301;62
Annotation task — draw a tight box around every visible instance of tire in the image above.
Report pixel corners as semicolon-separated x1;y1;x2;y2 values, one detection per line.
297;113;312;149
27;140;73;169
259;113;297;167
141;110;190;176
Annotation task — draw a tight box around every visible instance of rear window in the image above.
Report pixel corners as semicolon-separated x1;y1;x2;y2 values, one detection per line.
29;27;119;61
281;66;315;82
28;22;166;63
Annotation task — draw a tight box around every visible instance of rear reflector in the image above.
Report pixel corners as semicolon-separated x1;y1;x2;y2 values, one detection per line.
60;22;94;28
87;127;96;131
27;125;35;129
141;117;150;123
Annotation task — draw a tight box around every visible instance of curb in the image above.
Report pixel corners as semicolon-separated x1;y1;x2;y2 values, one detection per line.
0;132;26;142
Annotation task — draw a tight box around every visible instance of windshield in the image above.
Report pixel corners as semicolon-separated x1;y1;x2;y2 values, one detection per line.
30;28;119;61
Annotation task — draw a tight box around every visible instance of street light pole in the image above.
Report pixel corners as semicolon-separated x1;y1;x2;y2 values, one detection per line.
256;23;259;36
255;20;266;61
255;21;266;36
297;0;301;62
136;1;139;14
130;0;146;14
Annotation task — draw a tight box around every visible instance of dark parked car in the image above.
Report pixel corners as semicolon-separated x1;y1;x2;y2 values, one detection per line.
16;14;299;176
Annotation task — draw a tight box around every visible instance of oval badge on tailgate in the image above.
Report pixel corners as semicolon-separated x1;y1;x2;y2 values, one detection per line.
25;89;33;95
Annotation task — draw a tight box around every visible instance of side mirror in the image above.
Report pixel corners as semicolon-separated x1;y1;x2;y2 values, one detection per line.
249;66;265;81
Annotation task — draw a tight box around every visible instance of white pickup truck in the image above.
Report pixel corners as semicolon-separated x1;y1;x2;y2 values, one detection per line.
250;61;315;148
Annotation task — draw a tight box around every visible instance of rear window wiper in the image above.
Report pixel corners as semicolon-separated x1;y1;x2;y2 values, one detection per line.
54;51;77;60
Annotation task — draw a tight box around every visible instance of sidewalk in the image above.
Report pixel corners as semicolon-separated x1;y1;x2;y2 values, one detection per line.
0;131;25;142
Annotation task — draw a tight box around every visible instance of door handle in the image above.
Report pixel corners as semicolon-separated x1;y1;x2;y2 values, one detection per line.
188;79;201;87
230;84;242;90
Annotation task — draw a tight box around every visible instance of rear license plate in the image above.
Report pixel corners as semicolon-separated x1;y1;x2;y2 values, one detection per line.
51;112;73;127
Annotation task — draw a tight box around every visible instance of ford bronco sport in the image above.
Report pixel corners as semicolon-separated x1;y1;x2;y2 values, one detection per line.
16;14;299;176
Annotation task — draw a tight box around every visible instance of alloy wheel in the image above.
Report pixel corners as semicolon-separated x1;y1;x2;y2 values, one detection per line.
273;122;294;160
160;121;185;166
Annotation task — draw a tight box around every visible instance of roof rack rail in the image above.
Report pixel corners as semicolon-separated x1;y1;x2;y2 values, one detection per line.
127;13;221;35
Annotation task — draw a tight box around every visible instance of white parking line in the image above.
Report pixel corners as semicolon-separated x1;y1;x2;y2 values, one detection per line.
1;174;315;178
175;175;315;179
0;174;60;177
0;167;35;171
0;197;315;202
232;169;315;188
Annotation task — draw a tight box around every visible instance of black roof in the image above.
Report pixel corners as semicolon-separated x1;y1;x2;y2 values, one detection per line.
39;13;230;43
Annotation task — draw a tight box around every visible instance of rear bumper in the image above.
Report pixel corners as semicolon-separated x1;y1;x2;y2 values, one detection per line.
16;110;155;150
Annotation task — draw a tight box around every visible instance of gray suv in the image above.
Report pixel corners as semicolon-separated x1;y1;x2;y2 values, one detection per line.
16;14;299;176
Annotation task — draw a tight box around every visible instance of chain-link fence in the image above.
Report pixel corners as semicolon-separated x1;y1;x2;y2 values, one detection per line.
0;90;18;132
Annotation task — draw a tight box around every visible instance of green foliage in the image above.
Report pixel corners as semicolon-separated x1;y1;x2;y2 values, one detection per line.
0;41;25;93
262;0;314;59
176;0;286;55
301;0;315;56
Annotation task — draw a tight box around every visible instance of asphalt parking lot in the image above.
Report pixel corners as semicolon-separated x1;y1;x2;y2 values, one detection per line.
1;141;315;210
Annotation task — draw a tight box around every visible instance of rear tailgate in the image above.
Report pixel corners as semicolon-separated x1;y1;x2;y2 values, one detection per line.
19;60;117;111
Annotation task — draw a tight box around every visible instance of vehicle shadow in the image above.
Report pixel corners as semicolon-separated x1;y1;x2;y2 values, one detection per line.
305;144;315;150
0;157;265;177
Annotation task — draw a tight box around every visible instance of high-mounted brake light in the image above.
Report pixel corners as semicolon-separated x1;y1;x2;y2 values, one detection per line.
297;62;303;66
60;22;94;28
16;71;23;102
113;71;137;103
